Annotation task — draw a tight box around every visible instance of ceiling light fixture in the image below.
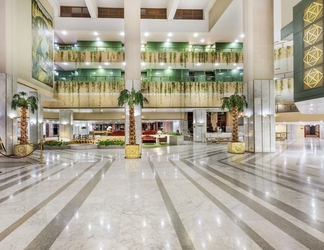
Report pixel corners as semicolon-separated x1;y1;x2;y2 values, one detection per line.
168;32;173;37
93;32;98;36
120;32;125;36
193;33;198;37
144;32;149;37
62;31;67;35
200;39;205;43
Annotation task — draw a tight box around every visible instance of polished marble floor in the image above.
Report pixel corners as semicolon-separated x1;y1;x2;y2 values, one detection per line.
1;138;324;249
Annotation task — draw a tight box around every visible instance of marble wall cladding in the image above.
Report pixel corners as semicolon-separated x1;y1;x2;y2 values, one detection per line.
320;125;324;139
29;91;41;144
193;109;206;142
59;110;73;140
0;73;16;155
244;80;275;152
287;124;298;140
181;120;188;136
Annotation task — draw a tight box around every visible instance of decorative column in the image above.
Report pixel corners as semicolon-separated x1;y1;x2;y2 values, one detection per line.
0;74;17;155
193;109;207;142
286;124;297;140
243;0;276;152
59;110;73;140
0;0;17;154
124;0;142;145
29;91;43;144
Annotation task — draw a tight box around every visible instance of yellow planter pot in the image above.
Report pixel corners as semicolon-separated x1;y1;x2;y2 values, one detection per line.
125;144;141;159
14;144;33;156
227;142;245;154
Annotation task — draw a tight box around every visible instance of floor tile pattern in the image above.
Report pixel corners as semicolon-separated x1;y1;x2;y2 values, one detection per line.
0;138;324;249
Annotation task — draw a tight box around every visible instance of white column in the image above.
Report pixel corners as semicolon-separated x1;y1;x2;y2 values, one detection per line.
0;74;17;154
286;124;297;140
59;110;73;140
243;0;275;152
29;91;43;144
124;0;142;145
193;109;207;142
320;125;324;139
0;0;17;154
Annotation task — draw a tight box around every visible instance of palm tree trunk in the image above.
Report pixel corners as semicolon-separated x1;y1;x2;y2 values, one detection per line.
232;106;238;142
20;107;29;145
129;106;136;145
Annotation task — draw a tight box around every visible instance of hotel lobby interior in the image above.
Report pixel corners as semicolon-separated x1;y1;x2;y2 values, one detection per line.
1;0;324;249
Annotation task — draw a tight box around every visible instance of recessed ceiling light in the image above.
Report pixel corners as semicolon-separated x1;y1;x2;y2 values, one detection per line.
235;39;239;43
93;32;98;36
168;32;173;37
123;62;126;65
215;63;219;66
62;31;67;35
240;34;244;38
200;39;205;43
160;63;164;66
98;66;102;69
144;32;149;37
120;32;125;36
193;33;198;37
85;62;90;65
96;37;100;41
104;62;109;65
166;38;170;42
141;62;145;65
63;62;68;65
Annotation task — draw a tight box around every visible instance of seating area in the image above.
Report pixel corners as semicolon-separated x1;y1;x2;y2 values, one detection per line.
142;135;156;143
204;132;233;143
158;137;167;143
111;130;125;136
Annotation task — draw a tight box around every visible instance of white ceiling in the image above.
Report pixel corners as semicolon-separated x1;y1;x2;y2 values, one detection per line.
52;0;243;45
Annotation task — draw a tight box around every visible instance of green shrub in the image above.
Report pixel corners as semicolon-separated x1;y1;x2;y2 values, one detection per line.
44;140;69;147
165;132;183;136
98;139;125;146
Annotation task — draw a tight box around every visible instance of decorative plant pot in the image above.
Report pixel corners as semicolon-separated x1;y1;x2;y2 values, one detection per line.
169;135;184;145
14;144;33;156
227;142;245;154
125;144;141;159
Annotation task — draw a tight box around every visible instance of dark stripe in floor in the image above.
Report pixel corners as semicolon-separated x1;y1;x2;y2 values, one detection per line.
24;159;115;250
148;159;195;250
182;159;324;249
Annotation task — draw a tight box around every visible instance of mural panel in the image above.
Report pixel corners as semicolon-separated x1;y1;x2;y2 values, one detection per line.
32;0;53;87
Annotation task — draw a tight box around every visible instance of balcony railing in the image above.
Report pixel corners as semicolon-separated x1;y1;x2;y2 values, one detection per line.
60;6;90;18
55;45;124;52
54;75;243;82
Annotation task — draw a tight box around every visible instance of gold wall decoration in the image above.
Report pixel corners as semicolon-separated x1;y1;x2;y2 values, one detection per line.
303;2;323;23
304;68;323;88
303;24;323;45
304;46;323;67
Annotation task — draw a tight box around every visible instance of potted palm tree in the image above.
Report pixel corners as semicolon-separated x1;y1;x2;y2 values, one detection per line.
221;93;248;154
11;91;38;156
117;88;149;158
